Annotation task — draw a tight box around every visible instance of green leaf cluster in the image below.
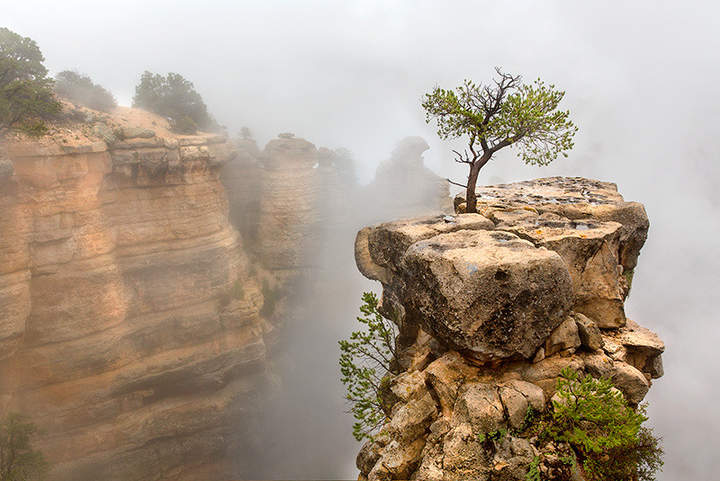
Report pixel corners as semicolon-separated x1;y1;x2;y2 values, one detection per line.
0;28;61;136
531;368;663;481
339;292;399;441
0;413;47;481
54;71;116;112
132;71;217;134
422;69;577;167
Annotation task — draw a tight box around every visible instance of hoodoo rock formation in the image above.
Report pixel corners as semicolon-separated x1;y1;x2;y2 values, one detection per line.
354;177;663;480
364;136;452;221
0;106;271;481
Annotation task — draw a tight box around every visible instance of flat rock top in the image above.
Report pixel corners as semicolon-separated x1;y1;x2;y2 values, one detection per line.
4;101;225;158
476;177;624;209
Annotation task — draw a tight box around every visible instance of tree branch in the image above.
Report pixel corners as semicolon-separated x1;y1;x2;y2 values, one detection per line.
447;178;468;189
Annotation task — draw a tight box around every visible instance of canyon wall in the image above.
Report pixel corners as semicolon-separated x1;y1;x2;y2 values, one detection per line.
354;177;664;480
0;107;271;481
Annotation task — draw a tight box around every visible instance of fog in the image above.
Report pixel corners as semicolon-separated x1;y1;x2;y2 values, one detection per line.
5;0;720;479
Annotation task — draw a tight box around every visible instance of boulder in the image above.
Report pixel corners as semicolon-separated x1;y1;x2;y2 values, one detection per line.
365;222;574;361
573;312;604;351
544;317;581;356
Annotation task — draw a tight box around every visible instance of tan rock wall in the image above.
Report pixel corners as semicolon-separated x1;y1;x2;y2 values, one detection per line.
0;119;269;481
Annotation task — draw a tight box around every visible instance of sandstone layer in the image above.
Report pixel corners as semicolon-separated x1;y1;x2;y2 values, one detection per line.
0;105;270;481
354;177;663;481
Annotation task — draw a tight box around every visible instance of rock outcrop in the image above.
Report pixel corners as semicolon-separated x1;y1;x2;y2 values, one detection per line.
354;177;663;481
364;136;452;221
0;106;271;481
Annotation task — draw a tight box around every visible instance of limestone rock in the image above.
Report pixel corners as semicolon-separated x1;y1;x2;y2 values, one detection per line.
611;361;651;404
573;312;604;351
454;382;505;433
387;392;437;443
498;380;546;430
544;317;581;356
363;220;574;361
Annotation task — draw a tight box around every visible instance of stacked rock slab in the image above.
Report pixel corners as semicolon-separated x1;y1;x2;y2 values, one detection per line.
0;106;270;481
354;177;663;481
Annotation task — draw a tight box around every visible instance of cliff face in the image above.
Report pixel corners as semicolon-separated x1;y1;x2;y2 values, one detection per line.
354;177;663;481
0;107;270;481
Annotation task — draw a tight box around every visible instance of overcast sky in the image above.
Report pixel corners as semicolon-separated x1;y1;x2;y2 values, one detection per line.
6;1;720;479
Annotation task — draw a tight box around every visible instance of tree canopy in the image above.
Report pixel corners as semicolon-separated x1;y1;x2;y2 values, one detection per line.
55;70;116;112
132;71;217;134
422;68;577;212
0;27;61;136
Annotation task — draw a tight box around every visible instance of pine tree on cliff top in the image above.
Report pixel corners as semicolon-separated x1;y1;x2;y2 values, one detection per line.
0;28;61;136
422;67;578;213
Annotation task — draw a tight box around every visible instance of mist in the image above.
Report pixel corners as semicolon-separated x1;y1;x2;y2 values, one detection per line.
4;0;720;479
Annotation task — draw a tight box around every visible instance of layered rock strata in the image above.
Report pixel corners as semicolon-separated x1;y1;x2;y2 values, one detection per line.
0;106;270;481
354;177;663;481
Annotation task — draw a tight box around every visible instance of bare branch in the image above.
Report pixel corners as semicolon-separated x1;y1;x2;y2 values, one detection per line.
447;178;468;189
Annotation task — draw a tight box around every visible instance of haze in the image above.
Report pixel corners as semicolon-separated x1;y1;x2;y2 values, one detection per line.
5;1;720;479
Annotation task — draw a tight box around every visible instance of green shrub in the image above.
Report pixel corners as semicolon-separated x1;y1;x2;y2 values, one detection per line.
132;71;217;134
339;292;399;441
0;413;47;480
0;28;61;136
530;368;663;481
54;70;116;112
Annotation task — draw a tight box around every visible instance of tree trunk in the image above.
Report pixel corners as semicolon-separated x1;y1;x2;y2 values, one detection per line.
465;162;481;213
465;153;492;213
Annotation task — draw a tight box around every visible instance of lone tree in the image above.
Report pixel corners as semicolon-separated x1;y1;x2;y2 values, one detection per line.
0;28;61;136
422;68;578;213
133;71;217;134
54;70;116;112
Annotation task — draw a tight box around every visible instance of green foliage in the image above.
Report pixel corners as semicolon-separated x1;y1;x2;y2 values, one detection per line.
0;413;47;481
339;292;399;441
422;67;577;213
0;28;61;136
132;71;217;134
525;456;541;481
478;428;507;444
54;71;116;112
422;69;577;166
531;368;663;481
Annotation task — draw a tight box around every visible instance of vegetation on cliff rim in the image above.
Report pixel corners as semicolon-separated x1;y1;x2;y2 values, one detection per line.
0;28;61;137
0;413;47;481
54;70;117;112
422;67;577;213
339;292;400;441
133;71;218;134
524;367;663;481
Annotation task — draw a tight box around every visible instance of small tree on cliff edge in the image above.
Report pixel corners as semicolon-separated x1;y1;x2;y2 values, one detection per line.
422;68;578;213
